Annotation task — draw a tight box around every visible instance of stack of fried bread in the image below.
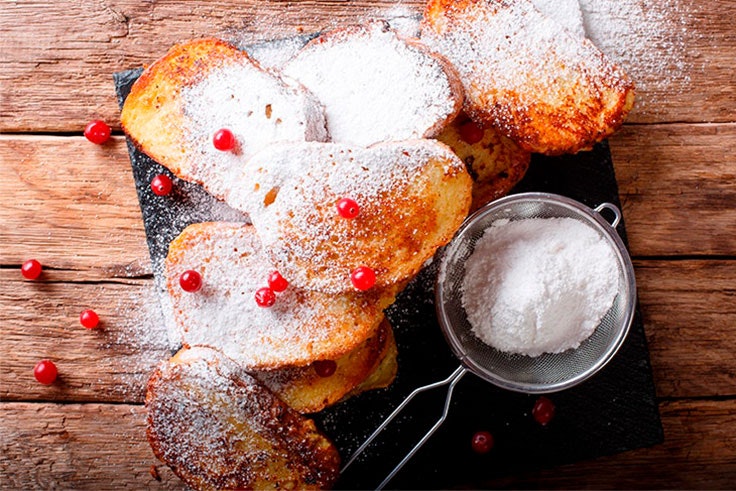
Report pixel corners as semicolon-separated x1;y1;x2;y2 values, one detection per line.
121;0;634;488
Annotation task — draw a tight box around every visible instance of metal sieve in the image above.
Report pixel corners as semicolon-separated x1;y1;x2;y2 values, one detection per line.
342;192;637;489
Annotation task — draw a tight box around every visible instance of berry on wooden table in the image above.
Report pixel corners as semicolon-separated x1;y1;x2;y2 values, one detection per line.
213;128;236;151
255;287;276;307
79;309;100;329
21;259;42;280
180;270;202;293
350;266;376;291
33;359;58;385
150;174;173;196
84;120;111;144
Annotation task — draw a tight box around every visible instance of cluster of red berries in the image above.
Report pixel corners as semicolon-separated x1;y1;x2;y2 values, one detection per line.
255;271;289;307
335;197;379;291
22;258;101;386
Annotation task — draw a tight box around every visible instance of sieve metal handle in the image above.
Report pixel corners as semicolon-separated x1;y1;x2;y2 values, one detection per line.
341;365;467;489
594;202;621;228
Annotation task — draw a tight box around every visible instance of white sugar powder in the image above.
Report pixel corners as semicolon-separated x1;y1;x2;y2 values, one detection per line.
462;217;619;357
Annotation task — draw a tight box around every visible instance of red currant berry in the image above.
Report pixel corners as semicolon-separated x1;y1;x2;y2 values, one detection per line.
213;128;236;151
458;120;484;145
179;270;202;293
267;271;289;293
150;174;173;196
312;360;337;378
255;287;276;307
471;430;494;454
33;359;58;385
350;266;376;291
532;396;556;426
84;120;111;145
336;198;360;219
21;259;42;280
79;309;100;329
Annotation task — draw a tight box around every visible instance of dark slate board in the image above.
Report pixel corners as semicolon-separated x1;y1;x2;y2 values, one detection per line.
115;55;663;489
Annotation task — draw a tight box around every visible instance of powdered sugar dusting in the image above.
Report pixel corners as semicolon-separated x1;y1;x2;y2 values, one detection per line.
580;0;699;117
165;223;387;368
180;57;327;199
228;140;469;294
532;0;586;37
283;22;460;145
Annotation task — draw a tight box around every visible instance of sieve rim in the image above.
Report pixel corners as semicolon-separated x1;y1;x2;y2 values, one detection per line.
435;192;637;393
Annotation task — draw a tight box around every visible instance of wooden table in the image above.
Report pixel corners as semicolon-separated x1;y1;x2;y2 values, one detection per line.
2;1;735;488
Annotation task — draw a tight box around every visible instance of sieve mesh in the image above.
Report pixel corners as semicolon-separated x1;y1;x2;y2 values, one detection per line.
436;193;637;393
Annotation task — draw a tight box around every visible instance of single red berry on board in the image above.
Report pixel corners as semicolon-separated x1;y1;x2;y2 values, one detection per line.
21;259;43;280
336;198;360;219
180;270;202;293
267;271;289;293
471;430;494;454
312;360;337;378
351;266;376;291
84;120;111;145
79;309;100;329
255;287;276;307
532;396;556;426
150;174;173;196
458;120;484;145
33;359;58;385
213;128;236;151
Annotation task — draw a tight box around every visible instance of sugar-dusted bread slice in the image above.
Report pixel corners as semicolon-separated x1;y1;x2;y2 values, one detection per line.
165;222;397;369
253;318;397;414
146;346;340;490
226;140;473;294
282;21;463;146
437;113;531;211
422;0;635;155
121;38;327;200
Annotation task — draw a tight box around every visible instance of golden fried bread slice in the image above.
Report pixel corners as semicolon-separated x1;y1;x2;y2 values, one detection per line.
282;21;463;145
437;113;531;211
165;222;397;369
342;319;398;399
146;346;340;490
121;38;327;200
253;318;397;414
422;0;635;155
226;139;473;294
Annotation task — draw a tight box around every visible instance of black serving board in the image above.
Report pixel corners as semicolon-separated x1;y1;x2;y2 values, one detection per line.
115;50;662;489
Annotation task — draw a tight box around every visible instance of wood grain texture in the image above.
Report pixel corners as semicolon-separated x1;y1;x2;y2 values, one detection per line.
2;259;734;403
2;399;735;489
0;0;734;132
0;135;150;274
611;123;736;256
0;272;170;404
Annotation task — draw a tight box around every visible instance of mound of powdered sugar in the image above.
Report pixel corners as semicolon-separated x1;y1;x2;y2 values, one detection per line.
462;217;619;357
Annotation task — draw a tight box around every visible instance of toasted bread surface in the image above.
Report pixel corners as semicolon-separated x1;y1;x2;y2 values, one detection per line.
146;346;340;490
422;0;635;155
254;318;396;413
342;319;398;399
437;114;530;211
165;222;397;369
121;38;327;199
283;21;463;145
226;140;472;294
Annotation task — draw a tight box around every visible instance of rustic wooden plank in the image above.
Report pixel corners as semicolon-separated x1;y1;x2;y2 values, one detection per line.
611;122;736;256
2;259;734;403
0;0;733;132
0;135;150;275
0;272;171;404
2;399;735;489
